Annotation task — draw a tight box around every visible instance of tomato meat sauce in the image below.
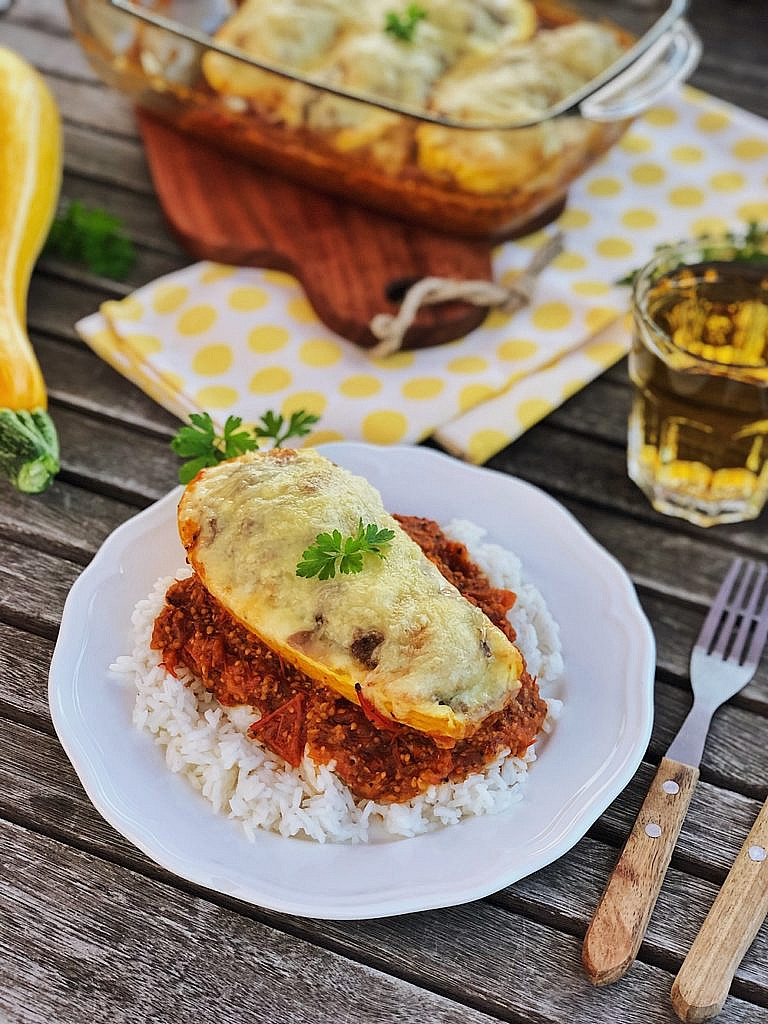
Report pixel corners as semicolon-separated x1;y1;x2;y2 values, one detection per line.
151;515;547;803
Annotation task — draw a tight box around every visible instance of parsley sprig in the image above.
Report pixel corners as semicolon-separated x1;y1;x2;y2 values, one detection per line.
171;413;259;484
296;520;396;580
255;409;320;447
617;220;768;287
384;3;426;41
44;200;137;281
171;409;320;483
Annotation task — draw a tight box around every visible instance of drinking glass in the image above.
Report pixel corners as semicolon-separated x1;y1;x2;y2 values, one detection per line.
628;236;768;526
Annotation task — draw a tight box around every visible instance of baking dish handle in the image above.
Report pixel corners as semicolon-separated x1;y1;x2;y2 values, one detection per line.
579;20;702;123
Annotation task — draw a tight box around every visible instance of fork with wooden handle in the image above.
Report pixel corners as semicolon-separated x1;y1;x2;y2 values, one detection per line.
670;796;768;1022
582;557;768;987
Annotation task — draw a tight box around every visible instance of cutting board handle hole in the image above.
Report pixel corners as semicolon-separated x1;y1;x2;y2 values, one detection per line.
385;276;421;303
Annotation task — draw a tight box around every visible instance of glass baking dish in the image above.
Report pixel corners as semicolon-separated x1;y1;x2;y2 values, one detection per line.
66;0;700;239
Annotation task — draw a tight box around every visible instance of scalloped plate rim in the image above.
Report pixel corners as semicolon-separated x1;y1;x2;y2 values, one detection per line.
49;442;655;919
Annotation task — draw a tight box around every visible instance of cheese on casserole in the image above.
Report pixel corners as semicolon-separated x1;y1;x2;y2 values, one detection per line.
417;23;623;193
202;0;541;147
177;449;524;740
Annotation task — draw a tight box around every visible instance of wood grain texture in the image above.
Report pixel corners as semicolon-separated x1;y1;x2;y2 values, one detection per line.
37;332;180;439
0;476;134;564
584;759;700;986
3;1;768;1022
0;819;507;1024
0;712;765;1024
1;641;767;1016
672;799;768;1022
0;538;81;637
2;609;768;1007
0;623;53;726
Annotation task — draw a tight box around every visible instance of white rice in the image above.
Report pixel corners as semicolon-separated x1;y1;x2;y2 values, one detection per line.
111;519;563;843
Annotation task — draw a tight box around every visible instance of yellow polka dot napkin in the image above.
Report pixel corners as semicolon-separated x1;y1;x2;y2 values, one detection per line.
76;86;768;461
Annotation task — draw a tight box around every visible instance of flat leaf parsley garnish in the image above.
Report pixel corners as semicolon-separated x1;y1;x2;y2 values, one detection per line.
171;412;259;484
296;520;396;580
171;409;321;483
384;3;426;41
44;200;137;281
255;409;320;447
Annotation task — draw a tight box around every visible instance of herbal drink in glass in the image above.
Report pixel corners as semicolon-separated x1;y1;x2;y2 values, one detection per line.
628;236;768;527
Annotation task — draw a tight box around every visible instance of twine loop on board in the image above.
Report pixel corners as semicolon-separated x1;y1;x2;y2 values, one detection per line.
368;231;565;359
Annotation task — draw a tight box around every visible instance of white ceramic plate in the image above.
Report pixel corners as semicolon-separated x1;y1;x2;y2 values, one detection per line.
49;442;654;919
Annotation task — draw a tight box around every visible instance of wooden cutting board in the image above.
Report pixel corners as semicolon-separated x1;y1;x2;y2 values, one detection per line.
137;110;515;351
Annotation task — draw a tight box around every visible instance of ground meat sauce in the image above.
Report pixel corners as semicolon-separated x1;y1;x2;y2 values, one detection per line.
151;516;547;803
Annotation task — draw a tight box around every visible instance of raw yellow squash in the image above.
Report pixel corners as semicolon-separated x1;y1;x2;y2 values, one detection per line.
0;46;62;492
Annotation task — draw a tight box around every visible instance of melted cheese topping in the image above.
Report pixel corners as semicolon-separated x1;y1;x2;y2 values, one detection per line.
178;449;523;740
202;3;625;188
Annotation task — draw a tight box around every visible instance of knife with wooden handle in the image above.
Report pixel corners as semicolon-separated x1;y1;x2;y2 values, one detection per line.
671;797;768;1022
583;558;768;987
582;757;698;985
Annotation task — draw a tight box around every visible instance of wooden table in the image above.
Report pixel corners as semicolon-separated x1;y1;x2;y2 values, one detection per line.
2;2;768;1021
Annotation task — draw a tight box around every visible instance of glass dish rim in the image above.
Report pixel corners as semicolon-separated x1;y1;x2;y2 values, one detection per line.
632;233;768;374
101;0;689;131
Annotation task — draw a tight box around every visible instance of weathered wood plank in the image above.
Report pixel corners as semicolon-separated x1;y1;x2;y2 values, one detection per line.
594;762;761;884
530;380;768;568
27;272;110;342
0;711;759;899
0;718;766;1020
38;243;186;296
548;373;630;445
32;276;765;572
639;589;768;715
6;0;71;34
37;331;180;438
52;404;178;504
61;169;184;258
646;681;768;799
44;71;138;138
46;398;768;607
0;476;134;564
8;400;768;675
557;496;765;607
491;422;768;554
501;836;768;1005
0;624;766;1000
27;302;768;571
0;539;80;637
5;460;767;734
0;623;53;726
4;562;766;804
63;122;155;196
1;819;510;1024
0;17;97;82
4;3;767;1022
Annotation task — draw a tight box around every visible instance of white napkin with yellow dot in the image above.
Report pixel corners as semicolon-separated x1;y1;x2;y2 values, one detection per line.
76;86;768;463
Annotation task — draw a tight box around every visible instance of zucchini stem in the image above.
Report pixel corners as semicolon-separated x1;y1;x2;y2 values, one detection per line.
0;409;60;493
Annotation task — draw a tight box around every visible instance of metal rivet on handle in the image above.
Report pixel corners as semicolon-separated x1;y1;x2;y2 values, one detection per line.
663;780;680;795
748;845;766;862
645;823;663;839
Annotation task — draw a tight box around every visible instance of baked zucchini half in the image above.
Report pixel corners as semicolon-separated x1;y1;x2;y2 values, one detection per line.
177;448;524;741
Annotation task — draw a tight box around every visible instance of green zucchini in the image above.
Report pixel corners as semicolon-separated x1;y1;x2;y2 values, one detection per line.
0;409;60;493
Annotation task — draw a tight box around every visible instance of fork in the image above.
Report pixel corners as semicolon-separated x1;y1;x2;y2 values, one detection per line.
582;556;768;987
